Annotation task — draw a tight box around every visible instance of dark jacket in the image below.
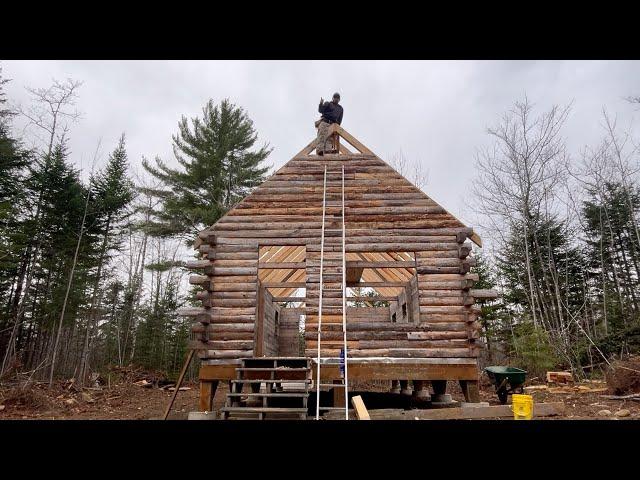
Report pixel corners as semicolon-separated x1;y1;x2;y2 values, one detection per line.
318;100;343;125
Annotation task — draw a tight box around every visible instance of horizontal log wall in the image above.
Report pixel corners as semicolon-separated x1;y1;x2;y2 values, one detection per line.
186;149;487;363
278;308;304;356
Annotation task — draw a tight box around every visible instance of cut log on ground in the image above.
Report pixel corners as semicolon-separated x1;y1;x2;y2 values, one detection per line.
600;393;640;400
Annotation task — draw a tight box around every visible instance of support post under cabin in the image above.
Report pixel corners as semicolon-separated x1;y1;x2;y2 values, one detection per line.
199;380;219;412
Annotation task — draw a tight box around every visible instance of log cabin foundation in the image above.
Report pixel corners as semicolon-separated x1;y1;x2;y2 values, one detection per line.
412;380;431;400
183;124;497;418
390;380;401;394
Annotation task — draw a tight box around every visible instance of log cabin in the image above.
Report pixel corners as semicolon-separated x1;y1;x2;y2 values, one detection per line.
183;124;497;418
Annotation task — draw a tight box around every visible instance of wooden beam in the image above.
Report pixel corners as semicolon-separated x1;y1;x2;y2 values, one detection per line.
311;362;478;381
163;349;195;420
346;261;416;268
351;395;370;420
294;137;318;157
258;262;306;269
347;296;398;302
470;232;482;247
262;281;307;288
272;296;306;302
347;282;409;287
199;361;479;382
346;266;364;283
334;125;374;155
199;380;219;412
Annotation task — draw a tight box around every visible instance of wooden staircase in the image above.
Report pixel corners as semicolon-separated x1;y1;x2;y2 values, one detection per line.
220;357;312;420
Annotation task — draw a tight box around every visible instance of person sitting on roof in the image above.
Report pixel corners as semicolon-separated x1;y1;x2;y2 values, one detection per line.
315;92;343;155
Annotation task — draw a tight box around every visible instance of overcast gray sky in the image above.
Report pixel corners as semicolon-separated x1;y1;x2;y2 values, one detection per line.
3;60;639;240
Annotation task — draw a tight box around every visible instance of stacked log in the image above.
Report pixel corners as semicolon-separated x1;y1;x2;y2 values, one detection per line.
181;144;498;363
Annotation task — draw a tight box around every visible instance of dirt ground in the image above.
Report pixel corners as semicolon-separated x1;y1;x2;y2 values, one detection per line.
475;378;640;420
0;379;201;420
1;375;638;420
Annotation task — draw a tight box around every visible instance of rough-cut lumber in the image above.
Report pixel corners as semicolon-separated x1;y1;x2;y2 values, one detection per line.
546;371;574;384
258;262;306;269
261;281;306;288
351;395;370;420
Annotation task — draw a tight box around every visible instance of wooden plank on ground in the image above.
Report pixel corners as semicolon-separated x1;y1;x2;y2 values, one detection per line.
351;395;370;420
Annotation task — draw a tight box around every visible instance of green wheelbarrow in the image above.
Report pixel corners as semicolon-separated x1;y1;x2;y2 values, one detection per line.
484;366;527;404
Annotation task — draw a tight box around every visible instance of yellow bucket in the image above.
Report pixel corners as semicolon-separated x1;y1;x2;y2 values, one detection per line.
511;394;533;420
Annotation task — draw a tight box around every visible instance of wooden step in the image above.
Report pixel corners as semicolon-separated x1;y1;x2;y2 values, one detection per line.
227;392;309;398
220;407;308;414
231;379;312;384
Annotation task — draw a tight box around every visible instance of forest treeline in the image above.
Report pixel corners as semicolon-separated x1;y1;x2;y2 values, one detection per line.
0;68;270;385
473;98;640;376
0;65;639;385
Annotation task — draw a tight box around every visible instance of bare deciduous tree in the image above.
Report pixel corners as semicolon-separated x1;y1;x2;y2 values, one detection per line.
16;78;83;154
389;149;429;190
472;97;576;364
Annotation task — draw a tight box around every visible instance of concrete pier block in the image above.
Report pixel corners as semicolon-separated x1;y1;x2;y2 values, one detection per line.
188;411;217;420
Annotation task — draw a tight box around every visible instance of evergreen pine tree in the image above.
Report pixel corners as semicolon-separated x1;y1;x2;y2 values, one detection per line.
0;68;33;330
142;99;271;240
0;68;30;221
583;181;640;332
473;253;506;362
77;134;135;382
32;142;97;331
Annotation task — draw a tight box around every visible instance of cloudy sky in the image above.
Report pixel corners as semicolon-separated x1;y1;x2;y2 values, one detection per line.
3;60;639;238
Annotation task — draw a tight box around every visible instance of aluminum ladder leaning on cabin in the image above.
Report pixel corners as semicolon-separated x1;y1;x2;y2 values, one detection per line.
315;165;349;420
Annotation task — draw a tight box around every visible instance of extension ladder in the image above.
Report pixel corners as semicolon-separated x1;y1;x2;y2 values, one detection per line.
315;164;349;420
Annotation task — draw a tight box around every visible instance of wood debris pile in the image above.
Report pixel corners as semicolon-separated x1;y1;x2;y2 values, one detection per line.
546;371;573;384
605;356;640;396
524;384;608;394
524;375;608;394
108;365;171;388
